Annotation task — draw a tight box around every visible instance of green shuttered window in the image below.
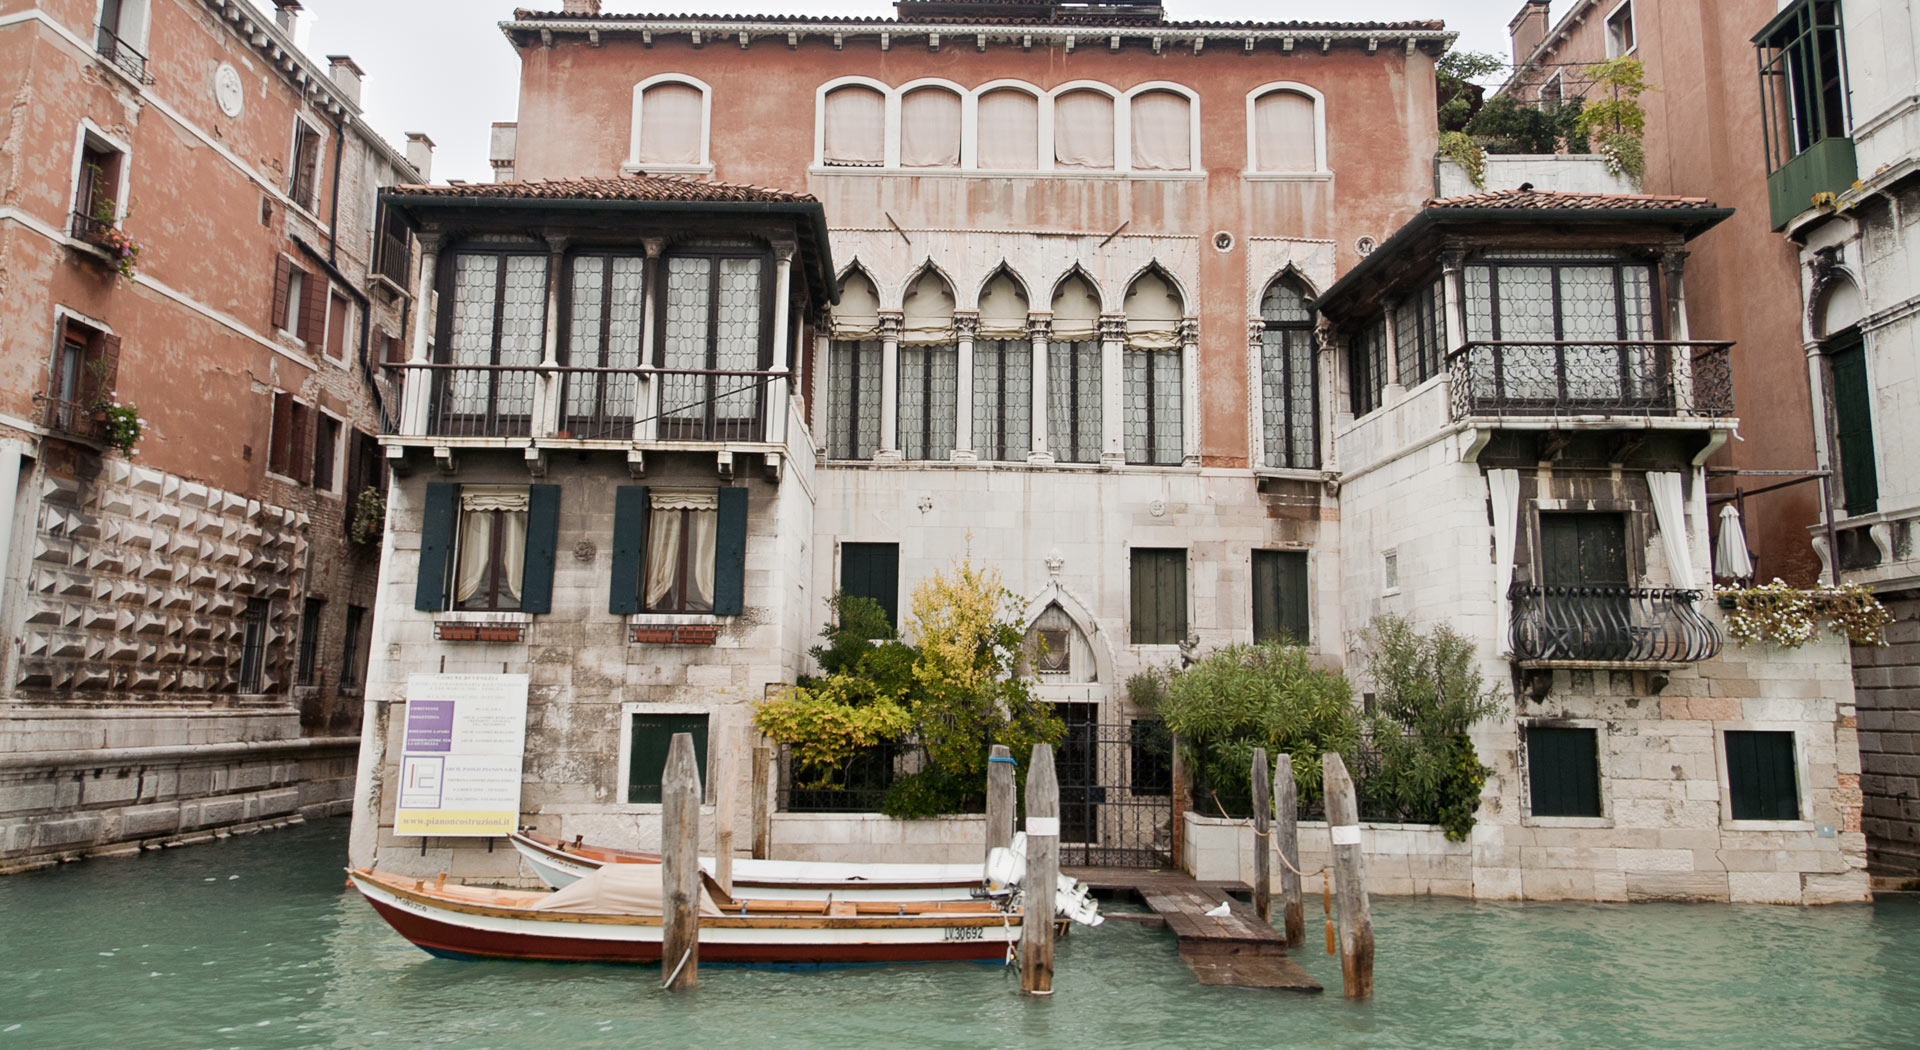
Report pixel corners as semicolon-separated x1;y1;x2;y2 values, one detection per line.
1830;339;1878;515
1252;550;1310;645
1527;726;1602;818
840;542;900;630
414;483;558;613
627;712;709;805
608;486;749;617
1130;548;1187;645
1726;731;1799;820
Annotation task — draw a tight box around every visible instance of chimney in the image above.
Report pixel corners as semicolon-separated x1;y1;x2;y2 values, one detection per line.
405;132;436;183
273;0;302;35
1508;0;1552;66
327;55;364;109
561;0;602;13
490;123;519;183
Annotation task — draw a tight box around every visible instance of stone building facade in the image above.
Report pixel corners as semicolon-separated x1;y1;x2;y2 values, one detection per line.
0;0;423;872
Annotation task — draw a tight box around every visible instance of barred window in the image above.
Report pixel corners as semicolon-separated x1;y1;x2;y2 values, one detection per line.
1048;340;1102;463
1392;277;1446;387
1347;316;1387;416
1123;349;1182;465
898;346;958;460
828;340;881;460
1260;278;1318;470
972;338;1032;462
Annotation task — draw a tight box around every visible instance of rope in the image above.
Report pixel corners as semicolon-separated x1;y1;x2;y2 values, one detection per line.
1208;790;1328;880
662;947;693;989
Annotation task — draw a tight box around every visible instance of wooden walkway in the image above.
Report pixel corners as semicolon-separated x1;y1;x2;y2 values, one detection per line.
1065;867;1322;992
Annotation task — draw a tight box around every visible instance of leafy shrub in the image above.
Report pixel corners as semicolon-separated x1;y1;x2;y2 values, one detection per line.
1464;94;1588;155
882;768;976;819
1357;616;1504;841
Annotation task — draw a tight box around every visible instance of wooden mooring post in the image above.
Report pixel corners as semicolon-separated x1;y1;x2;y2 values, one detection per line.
1251;747;1272;922
986;744;1015;858
1274;753;1304;948
750;744;771;860
661;732;701;991
1020;742;1059;997
1322;752;1373;999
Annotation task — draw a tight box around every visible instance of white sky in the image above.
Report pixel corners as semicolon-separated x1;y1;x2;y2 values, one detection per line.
270;0;1572;183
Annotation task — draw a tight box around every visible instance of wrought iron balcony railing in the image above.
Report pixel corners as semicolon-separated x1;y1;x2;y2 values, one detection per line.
403;362;783;444
1509;584;1722;664
71;211;118;246
94;24;151;84
1449;341;1733;420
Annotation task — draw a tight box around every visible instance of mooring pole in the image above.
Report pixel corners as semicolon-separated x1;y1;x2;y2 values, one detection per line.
713;742;735;897
750;744;771;860
986;743;1015;860
1252;746;1272;923
1322;752;1373;999
1020;742;1059;996
1170;732;1190;866
1274;752;1304;948
661;732;702;991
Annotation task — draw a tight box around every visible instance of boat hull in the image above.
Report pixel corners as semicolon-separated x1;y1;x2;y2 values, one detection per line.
511;832;983;901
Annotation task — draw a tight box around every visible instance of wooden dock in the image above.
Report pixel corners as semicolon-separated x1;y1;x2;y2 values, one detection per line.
1065;867;1322;992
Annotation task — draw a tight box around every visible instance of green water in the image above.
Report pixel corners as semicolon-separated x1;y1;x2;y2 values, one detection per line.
1;819;1914;1050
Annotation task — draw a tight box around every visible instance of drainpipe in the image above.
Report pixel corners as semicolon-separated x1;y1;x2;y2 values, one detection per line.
327;112;345;265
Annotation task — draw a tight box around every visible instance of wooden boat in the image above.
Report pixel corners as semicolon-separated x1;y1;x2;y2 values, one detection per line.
347;865;1023;965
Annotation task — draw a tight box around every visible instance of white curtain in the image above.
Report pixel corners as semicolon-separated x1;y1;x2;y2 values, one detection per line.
1254;91;1316;172
824;87;885;166
644;508;682;609
1647;472;1696;588
901;88;961;168
1129;90;1190;171
1053;90;1114;169
498;511;527;603
646;492;718;611
977;90;1038;169
1488;469;1521;654
638;83;703;166
454;511;492;605
453;507;527;606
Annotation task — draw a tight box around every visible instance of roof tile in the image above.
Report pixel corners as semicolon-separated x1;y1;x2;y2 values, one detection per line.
508;9;1447;32
390;174;816;205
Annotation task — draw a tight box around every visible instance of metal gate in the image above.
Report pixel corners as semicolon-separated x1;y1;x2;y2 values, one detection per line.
1054;716;1176;868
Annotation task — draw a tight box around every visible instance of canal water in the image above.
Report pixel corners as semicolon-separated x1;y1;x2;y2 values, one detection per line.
1;818;1914;1050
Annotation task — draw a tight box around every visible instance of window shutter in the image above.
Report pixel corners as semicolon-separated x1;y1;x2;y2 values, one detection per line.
518;484;561;615
840;542;900;630
414;482;459;611
89;332;121;405
1726;730;1799;820
626;713;709;804
1831;341;1879;515
712;486;748;616
300;271;328;345
1253;550;1309;645
272;257;292;331
269;393;294;476
1527;726;1601;817
608;485;650;615
289;403;314;485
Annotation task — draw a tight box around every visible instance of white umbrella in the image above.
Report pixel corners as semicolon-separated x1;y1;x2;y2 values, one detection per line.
1714;502;1754;583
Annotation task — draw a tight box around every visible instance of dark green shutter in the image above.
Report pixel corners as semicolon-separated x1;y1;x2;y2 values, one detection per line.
1252;550;1310;644
712;486;748;616
414;482;460;611
519;484;560;614
1726;731;1799;820
1831;340;1879;515
1527;727;1602;817
609;486;650;615
1539;513;1628;586
627;713;710;804
840;542;900;630
1130;549;1187;645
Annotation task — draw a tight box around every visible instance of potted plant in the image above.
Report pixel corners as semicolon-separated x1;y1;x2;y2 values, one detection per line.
351;485;387;544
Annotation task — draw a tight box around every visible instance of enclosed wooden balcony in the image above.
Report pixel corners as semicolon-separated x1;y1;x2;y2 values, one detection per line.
1449;340;1734;421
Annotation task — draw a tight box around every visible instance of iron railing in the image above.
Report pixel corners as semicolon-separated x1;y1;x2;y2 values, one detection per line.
70;211;117;246
425;365;540;439
42;397;99;439
1509;584;1722;663
373;223;413;288
1448;341;1734;420
406;362;781;443
776;740;940;814
94;24;150;83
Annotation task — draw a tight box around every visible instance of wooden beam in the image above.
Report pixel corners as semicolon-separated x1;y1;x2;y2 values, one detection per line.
1020;743;1059;996
1275;753;1305;948
661;732;701;990
1323;752;1374;999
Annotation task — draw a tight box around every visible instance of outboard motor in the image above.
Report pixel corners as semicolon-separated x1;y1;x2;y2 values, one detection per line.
984;832;1104;927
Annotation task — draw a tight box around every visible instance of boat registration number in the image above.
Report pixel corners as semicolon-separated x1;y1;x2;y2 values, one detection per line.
943;926;985;942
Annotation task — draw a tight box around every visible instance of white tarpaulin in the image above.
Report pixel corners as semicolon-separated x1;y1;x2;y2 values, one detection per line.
532;861;723;916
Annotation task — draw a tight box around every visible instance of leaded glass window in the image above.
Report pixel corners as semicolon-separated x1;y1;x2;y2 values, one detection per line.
1463;260;1662;407
1347;317;1387;416
1048;340;1101;463
1392;277;1446;388
441;251;546;434
1261;280;1318;470
972;339;1032;461
564;254;645;438
1123;349;1182;465
659;246;767;441
828;340;881;460
899;345;958;460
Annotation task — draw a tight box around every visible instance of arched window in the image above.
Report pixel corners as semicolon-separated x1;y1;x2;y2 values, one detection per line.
977;88;1039;169
1027;603;1096;682
631;77;708;169
1129;89;1192;171
824;85;886;167
1249;87;1322;173
1053;89;1115;170
974;269;1032;462
899;270;959;460
1123;270;1184;465
1259;277;1319;470
901;87;962;168
828;268;882;460
1049;272;1103;463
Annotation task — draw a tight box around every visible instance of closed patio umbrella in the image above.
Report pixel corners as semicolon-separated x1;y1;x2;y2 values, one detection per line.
1714;502;1753;584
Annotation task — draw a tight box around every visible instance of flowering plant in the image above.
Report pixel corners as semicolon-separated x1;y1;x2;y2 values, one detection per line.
94;224;143;280
1718;579;1894;649
96;401;144;456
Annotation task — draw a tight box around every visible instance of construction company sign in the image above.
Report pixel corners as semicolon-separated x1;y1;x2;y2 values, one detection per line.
394;673;529;837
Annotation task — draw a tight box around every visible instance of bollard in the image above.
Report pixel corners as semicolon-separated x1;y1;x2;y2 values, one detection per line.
661;732;702;991
1322;752;1373;999
986;744;1016;860
1020;742;1059;996
750;744;771;860
1274;753;1304;948
1252;746;1272;923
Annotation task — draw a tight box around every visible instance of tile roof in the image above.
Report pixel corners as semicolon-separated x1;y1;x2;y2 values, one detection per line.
508;9;1447;32
389;174;817;205
1424;189;1721;211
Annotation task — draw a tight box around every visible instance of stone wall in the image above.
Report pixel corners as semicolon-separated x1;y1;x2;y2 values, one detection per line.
771;813;987;865
1851;596;1920;877
1434;155;1638;198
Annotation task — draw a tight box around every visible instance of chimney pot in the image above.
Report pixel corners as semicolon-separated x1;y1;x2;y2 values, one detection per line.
405;132;436;183
1508;0;1552;67
326;55;364;109
273;0;302;34
561;0;603;13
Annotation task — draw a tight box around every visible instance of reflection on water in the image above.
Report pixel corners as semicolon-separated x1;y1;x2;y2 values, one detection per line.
0;819;1914;1050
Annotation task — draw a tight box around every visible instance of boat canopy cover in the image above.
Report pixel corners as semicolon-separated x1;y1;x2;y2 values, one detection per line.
532;862;724;917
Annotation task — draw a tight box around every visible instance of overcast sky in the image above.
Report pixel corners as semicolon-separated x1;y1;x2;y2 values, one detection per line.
273;0;1569;183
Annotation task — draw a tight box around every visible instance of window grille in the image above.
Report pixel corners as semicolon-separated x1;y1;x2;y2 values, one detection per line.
898;346;958;460
972;339;1032;462
1048;340;1102;463
1123;348;1182;465
828;340;881;459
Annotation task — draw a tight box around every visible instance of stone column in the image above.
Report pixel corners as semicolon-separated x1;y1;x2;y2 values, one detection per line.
638;238;665;440
535;235;569;439
1028;315;1053;465
878;312;903;463
1180;317;1201;467
953;313;978;463
1439;250;1467;412
812;326;832;457
400;234;441;436
769;242;796;446
1100;315;1126;467
1248;318;1269;469
1662;251;1694;414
